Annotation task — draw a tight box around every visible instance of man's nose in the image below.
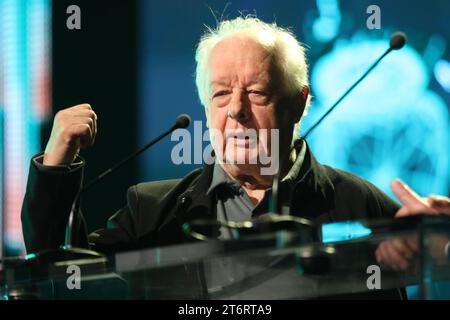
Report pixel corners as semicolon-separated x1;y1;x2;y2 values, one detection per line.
229;90;251;123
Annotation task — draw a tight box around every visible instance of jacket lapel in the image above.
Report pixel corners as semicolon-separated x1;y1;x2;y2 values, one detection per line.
289;140;335;223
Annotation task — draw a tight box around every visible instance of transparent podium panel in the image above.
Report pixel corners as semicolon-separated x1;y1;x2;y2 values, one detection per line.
420;217;450;299
1;215;449;299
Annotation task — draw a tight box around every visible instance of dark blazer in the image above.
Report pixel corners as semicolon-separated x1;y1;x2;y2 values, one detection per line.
21;142;406;299
22;141;400;253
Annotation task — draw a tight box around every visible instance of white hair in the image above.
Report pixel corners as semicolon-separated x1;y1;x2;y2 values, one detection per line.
194;16;311;138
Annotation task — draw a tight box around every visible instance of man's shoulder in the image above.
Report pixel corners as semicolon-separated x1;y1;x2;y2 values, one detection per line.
322;165;378;193
318;164;400;218
304;143;394;205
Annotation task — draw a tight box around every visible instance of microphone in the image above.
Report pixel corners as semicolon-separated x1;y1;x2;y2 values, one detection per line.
270;32;408;217
66;114;191;247
2;114;191;299
21;114;190;265
78;114;190;193
260;32;408;245
302;31;407;139
390;32;407;50
175;114;191;129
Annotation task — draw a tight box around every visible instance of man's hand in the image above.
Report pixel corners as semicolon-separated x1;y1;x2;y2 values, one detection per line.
375;236;418;271
375;179;450;271
391;179;450;217
43;103;97;166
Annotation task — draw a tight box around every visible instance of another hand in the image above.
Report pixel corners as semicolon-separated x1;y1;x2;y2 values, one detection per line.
43;103;97;166
391;179;450;217
375;179;450;271
375;236;418;272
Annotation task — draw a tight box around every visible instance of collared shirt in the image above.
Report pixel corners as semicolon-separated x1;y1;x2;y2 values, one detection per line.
206;140;307;239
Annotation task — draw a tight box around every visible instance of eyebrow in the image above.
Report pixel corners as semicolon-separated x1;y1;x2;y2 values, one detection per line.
210;76;270;87
210;80;229;86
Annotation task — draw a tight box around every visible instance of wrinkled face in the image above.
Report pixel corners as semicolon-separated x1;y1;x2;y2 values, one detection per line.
205;36;303;173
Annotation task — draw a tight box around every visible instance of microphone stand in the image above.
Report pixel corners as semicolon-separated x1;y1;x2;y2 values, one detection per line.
25;115;191;265
303;32;406;139
266;32;407;232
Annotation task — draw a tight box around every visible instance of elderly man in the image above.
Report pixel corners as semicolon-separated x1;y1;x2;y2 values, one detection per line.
22;17;449;288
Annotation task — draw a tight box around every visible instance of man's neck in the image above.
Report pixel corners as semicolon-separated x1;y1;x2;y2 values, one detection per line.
220;152;296;203
214;140;304;205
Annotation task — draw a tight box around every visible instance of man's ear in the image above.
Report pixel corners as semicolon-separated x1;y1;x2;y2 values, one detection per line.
293;86;309;123
204;107;210;128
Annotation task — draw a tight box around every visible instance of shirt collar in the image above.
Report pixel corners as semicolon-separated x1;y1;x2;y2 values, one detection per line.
206;139;307;195
281;139;307;185
206;162;238;196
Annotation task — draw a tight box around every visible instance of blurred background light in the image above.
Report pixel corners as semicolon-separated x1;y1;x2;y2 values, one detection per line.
302;38;450;199
435;60;450;93
312;0;341;43
0;0;51;256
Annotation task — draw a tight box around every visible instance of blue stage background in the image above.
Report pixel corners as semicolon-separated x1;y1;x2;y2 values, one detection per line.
138;0;450;202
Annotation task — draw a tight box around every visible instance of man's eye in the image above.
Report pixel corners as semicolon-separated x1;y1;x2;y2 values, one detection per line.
212;90;230;98
248;90;267;96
